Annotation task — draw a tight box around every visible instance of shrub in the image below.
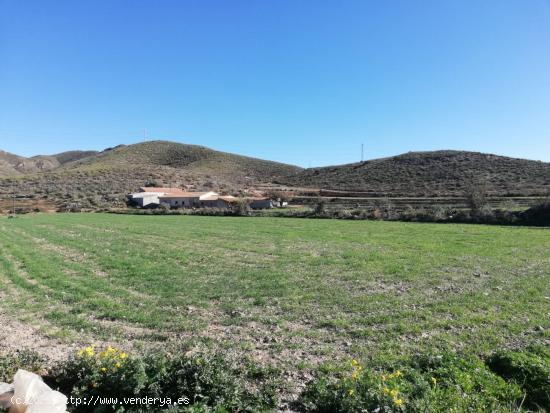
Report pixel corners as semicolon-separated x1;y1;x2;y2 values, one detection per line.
0;350;44;382
519;201;550;226
147;352;278;411
51;346;147;412
299;353;524;413
48;346;279;412
466;181;489;213
487;347;550;410
232;199;251;216
314;199;326;215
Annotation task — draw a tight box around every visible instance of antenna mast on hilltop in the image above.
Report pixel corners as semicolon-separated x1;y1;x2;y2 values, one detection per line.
143;129;149;142
361;143;364;162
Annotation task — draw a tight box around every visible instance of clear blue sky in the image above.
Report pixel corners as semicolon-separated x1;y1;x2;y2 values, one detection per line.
1;0;549;167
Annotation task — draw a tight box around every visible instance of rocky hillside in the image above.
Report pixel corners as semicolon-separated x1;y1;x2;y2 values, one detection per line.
0;141;302;210
281;150;550;197
0;150;98;177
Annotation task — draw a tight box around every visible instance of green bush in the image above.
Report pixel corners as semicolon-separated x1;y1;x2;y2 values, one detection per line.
487;347;550;410
48;346;278;412
299;353;524;413
0;350;44;382
51;346;148;412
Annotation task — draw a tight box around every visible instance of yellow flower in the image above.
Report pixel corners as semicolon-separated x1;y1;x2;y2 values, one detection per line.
114;362;121;368
389;389;399;398
393;398;403;407
347;389;354;396
119;352;127;359
381;374;387;381
394;370;402;378
383;387;390;395
351;372;358;381
100;367;107;373
79;345;94;357
431;377;437;385
351;359;359;367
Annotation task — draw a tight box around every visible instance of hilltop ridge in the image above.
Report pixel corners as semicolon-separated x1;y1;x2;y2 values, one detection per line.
0;140;302;210
281;150;550;197
1;143;549;211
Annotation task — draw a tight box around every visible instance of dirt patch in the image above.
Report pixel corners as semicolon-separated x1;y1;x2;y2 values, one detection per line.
0;293;74;363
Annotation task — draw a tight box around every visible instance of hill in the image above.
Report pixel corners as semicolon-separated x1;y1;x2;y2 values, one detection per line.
281;150;550;197
0;150;99;177
0;141;302;210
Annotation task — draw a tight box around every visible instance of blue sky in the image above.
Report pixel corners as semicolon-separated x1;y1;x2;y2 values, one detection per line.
1;0;549;167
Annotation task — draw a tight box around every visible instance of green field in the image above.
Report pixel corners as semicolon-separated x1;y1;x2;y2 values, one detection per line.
0;213;548;371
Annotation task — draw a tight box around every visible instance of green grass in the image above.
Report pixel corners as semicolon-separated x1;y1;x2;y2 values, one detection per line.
0;213;548;370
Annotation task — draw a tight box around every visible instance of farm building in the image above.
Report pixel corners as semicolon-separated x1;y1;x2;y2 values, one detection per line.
158;191;220;208
249;197;274;209
128;188;266;209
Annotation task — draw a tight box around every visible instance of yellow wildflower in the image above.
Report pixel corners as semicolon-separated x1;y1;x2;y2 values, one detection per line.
393;370;402;378
381;374;387;381
383;387;390;395
431;377;437;385
347;389;354;396
100;367;107;373
119;352;127;359
351;372;358;381
393;398;403;407
351;359;359;367
114;362;121;368
390;389;399;398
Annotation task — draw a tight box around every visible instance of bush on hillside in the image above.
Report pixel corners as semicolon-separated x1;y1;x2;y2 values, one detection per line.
519;200;550;226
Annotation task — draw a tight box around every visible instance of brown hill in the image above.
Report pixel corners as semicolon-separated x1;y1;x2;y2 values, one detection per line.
0;150;99;177
281;150;550;197
0;141;302;210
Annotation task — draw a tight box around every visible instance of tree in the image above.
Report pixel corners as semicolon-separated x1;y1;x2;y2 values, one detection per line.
466;181;488;213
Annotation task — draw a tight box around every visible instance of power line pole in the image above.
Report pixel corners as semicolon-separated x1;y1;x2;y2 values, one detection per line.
12;180;16;216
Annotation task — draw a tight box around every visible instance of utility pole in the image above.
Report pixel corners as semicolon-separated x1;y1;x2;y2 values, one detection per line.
12;180;16;216
361;143;364;162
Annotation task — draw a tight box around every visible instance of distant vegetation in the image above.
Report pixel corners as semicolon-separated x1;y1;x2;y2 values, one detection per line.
1;143;549;214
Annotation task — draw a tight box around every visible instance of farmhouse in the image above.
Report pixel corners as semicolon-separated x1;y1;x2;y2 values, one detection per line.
159;191;220;208
128;187;259;209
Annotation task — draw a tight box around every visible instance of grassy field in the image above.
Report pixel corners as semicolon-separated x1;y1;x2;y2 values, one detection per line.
0;213;548;372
